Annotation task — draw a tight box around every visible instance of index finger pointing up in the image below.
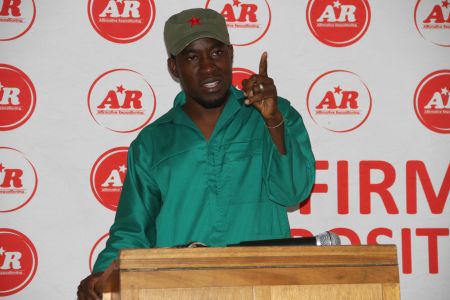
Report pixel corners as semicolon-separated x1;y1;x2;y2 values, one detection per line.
259;51;268;77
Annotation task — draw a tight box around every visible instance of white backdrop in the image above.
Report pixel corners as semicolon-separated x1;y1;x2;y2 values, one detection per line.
1;0;449;299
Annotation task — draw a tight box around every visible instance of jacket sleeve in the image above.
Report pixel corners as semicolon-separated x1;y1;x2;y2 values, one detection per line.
92;139;161;273
262;97;316;207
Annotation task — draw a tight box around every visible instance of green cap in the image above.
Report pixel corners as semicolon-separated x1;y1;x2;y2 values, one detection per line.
164;8;230;56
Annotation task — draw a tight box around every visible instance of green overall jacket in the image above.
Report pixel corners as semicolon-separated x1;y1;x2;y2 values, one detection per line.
93;86;315;273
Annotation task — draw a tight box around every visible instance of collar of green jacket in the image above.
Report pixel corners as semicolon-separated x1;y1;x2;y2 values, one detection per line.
153;86;246;131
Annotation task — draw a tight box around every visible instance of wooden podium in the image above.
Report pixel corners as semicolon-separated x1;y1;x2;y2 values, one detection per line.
101;245;400;300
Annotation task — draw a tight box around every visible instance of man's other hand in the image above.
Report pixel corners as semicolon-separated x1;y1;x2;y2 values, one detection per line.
77;272;103;300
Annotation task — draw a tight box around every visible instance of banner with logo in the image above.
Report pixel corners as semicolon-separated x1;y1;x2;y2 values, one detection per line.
1;1;448;299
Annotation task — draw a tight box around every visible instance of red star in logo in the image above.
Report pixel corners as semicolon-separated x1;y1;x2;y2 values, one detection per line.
188;17;201;27
116;85;125;94
333;86;342;94
233;0;241;7
0;163;4;172
442;0;449;8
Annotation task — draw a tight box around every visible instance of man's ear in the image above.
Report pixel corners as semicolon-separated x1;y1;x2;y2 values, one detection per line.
228;45;234;62
167;57;179;79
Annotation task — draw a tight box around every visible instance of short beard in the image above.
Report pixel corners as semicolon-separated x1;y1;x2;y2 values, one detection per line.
195;91;230;109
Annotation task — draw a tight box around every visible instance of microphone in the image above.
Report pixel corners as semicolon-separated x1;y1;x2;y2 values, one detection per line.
228;231;341;247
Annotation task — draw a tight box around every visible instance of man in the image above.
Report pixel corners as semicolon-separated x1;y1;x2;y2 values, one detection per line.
78;8;315;299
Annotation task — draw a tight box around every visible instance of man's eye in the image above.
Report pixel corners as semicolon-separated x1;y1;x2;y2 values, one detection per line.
212;50;224;57
187;55;197;61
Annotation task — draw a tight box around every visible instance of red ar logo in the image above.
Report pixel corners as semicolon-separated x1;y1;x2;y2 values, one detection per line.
88;69;156;133
0;83;20;106
414;70;450;133
90;147;128;211
0;0;22;16
0;163;23;189
99;0;141;18
307;70;372;132
0;147;38;213
306;0;371;47
414;0;450;46
206;0;271;46
424;88;449;108
101;164;126;188
88;0;156;43
0;228;38;296
97;85;143;111
423;1;450;23
232;67;255;90
0;0;36;41
221;0;258;22
315;86;359;111
0;64;36;131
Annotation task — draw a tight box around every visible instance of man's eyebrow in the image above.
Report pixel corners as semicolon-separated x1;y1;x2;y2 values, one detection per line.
180;41;226;55
179;47;197;56
211;41;225;49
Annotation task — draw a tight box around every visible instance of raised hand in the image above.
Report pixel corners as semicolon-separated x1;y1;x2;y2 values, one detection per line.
242;52;285;153
241;52;281;123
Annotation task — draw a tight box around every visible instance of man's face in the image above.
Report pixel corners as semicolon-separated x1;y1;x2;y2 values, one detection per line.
168;38;233;109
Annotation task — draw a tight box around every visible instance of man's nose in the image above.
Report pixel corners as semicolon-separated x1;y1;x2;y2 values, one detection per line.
199;56;217;74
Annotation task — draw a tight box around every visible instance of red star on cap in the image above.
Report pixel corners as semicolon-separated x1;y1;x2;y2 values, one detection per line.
334;86;342;94
188;17;201;27
116;85;125;94
233;0;241;7
442;0;449;8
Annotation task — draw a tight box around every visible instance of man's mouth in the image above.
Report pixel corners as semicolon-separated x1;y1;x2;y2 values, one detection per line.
201;78;223;92
203;81;220;88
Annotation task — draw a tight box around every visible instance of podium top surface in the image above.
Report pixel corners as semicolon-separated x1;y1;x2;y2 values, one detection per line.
118;245;398;271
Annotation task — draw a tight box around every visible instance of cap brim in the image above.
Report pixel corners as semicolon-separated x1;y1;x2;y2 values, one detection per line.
171;31;230;55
